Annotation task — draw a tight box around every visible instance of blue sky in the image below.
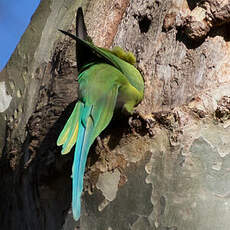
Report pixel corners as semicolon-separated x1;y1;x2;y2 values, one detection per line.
0;0;40;71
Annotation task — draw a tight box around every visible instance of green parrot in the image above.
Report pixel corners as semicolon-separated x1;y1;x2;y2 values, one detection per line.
57;7;144;221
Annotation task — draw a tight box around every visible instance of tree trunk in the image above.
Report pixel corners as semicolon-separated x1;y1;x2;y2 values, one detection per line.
0;0;230;229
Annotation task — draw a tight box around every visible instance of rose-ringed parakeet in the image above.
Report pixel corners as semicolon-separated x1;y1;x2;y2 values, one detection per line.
57;7;144;221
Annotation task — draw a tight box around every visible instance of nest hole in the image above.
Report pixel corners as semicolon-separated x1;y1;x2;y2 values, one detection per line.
138;15;151;33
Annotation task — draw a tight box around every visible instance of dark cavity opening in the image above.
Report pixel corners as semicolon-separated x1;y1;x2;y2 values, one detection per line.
187;0;200;10
138;15;151;33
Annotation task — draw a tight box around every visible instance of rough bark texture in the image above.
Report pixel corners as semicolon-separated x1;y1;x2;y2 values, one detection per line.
0;0;230;230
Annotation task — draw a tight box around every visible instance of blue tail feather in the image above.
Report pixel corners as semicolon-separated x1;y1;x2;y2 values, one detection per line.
72;105;93;220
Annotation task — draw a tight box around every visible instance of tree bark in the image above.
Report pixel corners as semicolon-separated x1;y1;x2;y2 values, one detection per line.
0;0;230;229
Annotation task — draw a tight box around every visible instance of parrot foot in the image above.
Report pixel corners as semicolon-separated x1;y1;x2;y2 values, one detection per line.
129;111;156;137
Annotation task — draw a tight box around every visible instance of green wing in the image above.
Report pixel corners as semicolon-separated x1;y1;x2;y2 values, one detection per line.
57;63;123;156
58;30;144;96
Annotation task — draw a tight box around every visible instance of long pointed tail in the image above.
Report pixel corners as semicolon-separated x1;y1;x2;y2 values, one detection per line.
72;105;93;220
57;102;93;220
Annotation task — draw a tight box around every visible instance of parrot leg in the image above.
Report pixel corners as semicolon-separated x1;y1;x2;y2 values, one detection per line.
128;111;156;137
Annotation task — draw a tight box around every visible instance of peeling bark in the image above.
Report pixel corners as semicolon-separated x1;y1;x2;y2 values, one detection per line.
164;0;230;40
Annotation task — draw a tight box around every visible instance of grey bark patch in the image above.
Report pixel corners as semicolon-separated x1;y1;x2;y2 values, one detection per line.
131;216;153;230
81;155;153;230
0;82;12;112
190;136;230;195
96;169;120;202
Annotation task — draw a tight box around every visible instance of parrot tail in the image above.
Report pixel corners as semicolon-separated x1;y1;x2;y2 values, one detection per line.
72;104;93;220
57;102;93;220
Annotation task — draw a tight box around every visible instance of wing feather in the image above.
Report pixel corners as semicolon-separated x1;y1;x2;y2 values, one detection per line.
57;102;83;154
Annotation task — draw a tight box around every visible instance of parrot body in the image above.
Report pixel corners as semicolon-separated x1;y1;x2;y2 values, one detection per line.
57;8;144;221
